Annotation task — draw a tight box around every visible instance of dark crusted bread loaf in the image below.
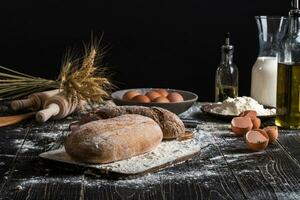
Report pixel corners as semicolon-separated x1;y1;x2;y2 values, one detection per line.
71;106;185;139
65;114;163;164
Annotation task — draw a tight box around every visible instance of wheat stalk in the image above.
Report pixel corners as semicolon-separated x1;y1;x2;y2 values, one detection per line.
0;66;59;100
59;36;112;104
0;37;112;103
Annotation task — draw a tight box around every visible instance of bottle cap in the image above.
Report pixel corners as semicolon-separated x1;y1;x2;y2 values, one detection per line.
221;32;234;53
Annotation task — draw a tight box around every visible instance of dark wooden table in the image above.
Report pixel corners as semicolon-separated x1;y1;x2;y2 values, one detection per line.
0;103;300;200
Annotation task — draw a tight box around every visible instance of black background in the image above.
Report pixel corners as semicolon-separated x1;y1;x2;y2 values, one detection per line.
0;0;290;101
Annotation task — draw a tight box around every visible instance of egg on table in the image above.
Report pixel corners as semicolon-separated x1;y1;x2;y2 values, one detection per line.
263;126;278;143
245;129;269;151
231;116;253;136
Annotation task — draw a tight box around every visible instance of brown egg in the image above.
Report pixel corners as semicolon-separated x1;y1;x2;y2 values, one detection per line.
152;96;170;103
251;117;261;129
231;116;253;136
167;92;184;102
146;91;162;101
239;110;257;119
123;91;140;101
132;95;151;103
263;126;278;143
154;89;169;97
245;129;269;151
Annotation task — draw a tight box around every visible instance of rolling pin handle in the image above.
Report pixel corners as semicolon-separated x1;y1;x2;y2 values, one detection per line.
10;98;36;111
36;103;60;122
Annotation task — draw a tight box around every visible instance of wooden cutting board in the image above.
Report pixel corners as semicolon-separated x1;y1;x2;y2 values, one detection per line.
39;136;201;179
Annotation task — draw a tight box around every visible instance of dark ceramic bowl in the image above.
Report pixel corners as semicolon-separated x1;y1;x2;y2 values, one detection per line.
111;88;198;115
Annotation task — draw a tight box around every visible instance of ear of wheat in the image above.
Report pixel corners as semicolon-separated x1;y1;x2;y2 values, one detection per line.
0;66;59;100
0;37;112;103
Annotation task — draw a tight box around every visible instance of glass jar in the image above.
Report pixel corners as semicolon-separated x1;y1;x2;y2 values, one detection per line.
276;5;300;129
251;16;288;107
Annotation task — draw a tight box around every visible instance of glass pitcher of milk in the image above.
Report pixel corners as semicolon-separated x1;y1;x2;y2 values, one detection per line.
251;16;288;107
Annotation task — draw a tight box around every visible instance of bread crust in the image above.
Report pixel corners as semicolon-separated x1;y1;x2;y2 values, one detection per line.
71;106;185;139
65;114;163;164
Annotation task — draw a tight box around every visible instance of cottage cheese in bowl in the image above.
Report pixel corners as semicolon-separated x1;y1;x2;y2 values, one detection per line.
211;96;276;116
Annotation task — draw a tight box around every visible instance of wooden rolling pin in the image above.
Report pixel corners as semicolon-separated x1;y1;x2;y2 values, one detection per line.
35;93;81;122
10;89;61;111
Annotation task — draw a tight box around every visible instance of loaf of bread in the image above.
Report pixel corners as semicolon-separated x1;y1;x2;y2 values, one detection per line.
65;114;163;164
70;106;185;139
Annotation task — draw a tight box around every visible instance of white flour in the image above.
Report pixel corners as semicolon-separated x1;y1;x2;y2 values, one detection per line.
11;123;68;153
15;140;41;153
40;129;212;174
14;119;288;191
99;129;212;173
17;128;217;189
212;96;276;116
17;164;219;189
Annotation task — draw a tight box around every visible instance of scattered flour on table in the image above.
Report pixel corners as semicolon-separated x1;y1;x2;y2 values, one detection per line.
12;139;40;153
212;96;276;116
15;120;267;190
12;123;69;153
273;192;300;199
98;129;212;173
41;128;213;175
33;127;219;189
90;166;219;188
18;159;218;190
12;127;26;133
17;164;219;189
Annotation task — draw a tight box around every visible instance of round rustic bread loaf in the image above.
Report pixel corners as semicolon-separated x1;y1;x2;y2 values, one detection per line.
65;114;163;164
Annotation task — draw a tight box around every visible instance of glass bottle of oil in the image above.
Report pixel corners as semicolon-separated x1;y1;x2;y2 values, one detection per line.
215;33;238;102
276;0;300;129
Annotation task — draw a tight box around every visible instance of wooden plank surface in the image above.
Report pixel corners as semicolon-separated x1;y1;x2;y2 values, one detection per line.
0;103;300;200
